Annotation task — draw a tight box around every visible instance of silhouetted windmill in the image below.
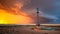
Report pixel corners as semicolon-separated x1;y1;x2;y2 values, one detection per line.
36;8;40;26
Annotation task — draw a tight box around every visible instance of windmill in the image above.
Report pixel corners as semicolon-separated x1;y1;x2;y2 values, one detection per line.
36;8;40;26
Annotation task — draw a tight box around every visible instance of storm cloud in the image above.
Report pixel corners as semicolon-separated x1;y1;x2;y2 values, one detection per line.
0;0;60;24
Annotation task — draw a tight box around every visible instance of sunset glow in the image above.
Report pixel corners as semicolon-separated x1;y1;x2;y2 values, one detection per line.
0;9;33;24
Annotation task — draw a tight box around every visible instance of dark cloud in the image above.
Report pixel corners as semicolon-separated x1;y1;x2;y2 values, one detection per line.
0;0;55;24
0;0;60;24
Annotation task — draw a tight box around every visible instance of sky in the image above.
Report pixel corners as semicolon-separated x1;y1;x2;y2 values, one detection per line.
0;0;60;24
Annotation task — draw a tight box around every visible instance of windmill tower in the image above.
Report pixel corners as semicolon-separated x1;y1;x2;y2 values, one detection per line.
33;8;40;30
36;8;40;26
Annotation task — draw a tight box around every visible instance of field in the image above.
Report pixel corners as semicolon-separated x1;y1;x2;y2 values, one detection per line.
0;25;60;34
